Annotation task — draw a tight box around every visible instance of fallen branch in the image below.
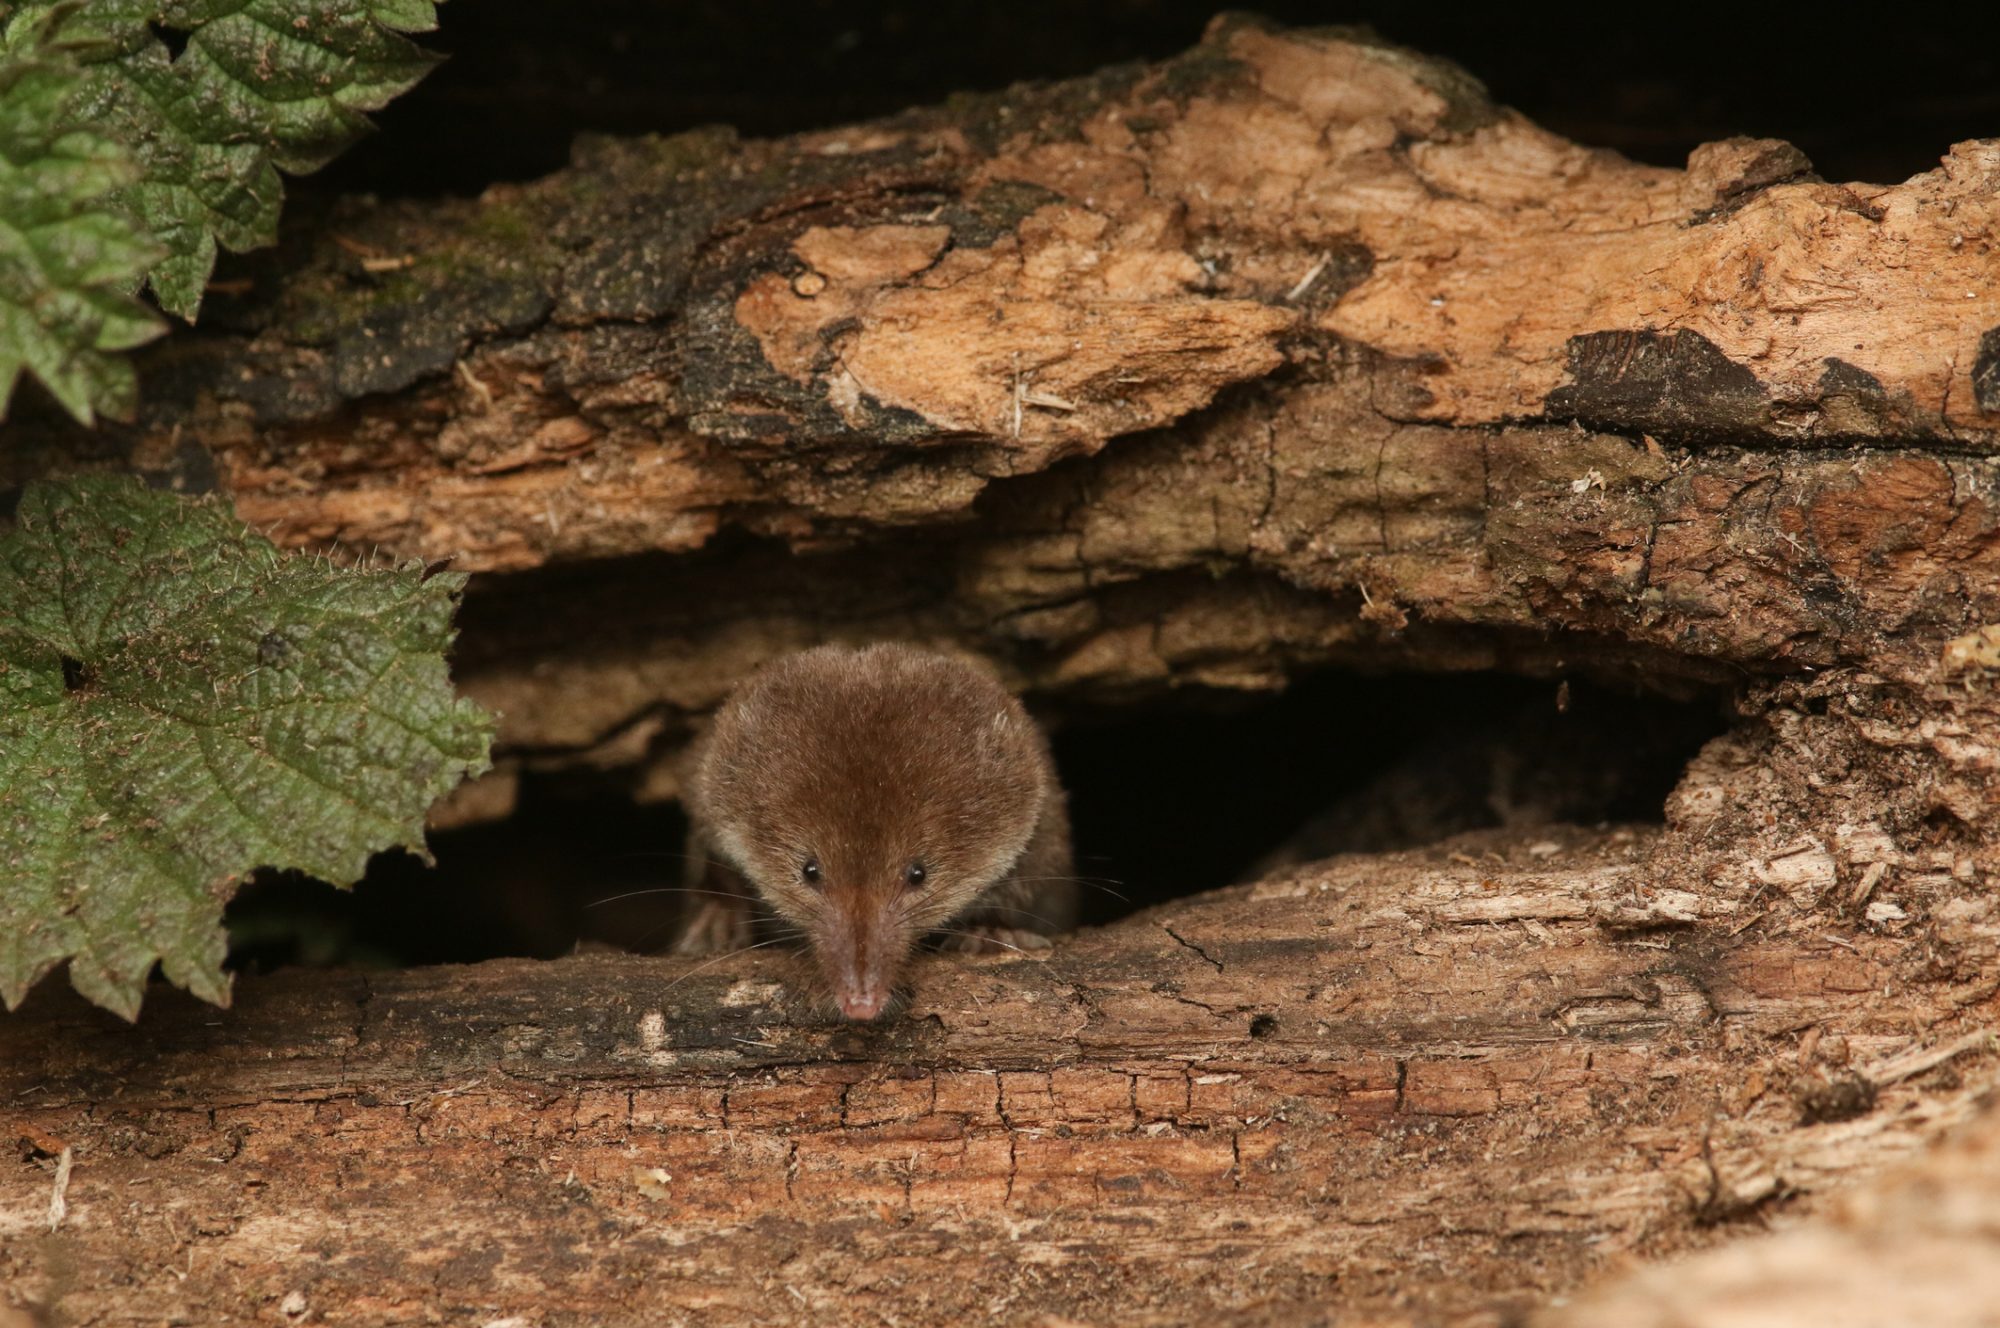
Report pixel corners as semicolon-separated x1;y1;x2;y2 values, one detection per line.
2;829;1994;1323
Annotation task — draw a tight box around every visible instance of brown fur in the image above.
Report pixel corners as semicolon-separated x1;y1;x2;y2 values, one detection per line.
676;643;1076;1019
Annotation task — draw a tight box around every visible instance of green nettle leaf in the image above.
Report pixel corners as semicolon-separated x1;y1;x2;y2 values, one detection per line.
0;0;438;420
0;24;167;424
26;0;440;320
0;477;493;1019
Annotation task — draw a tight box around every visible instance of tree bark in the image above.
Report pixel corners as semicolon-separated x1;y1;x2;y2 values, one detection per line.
5;17;1997;812
4;825;1996;1326
1543;1092;2000;1328
6;14;2000;1326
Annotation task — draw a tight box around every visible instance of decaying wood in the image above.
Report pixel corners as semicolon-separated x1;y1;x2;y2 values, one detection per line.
6;14;2000;1326
1543;1096;2000;1328
4;824;1996;1326
6;16;1998;818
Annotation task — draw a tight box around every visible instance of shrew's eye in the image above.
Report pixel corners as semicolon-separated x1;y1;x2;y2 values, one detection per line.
801;859;822;886
903;861;927;889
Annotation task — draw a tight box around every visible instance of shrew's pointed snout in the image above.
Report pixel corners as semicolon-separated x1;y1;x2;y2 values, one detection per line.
821;899;899;1022
836;985;890;1021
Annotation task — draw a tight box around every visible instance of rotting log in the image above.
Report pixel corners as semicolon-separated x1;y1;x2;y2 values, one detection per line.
6;13;2000;1326
4;15;1997;816
4;826;1997;1326
1542;1095;2000;1328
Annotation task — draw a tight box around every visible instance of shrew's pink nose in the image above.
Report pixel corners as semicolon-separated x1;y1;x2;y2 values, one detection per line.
836;987;889;1021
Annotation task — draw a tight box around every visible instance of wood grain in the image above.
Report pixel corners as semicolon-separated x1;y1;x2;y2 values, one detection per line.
4;828;1995;1325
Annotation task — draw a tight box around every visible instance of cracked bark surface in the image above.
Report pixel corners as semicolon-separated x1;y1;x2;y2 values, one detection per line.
4;825;1996;1326
6;13;2000;1326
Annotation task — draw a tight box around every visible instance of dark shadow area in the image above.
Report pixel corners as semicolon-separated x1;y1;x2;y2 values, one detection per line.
1052;670;1727;924
224;669;1728;970
226;776;690;974
310;1;1998;204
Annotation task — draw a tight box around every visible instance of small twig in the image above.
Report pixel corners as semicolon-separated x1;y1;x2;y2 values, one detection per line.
454;359;495;412
392;1077;487;1108
1727;905;1775;937
1286;251;1330;302
1848;861;1888;908
1010;352;1024;439
162;1212;194;1281
47;1145;73;1232
330;232;415;272
1865;1029;1996;1088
